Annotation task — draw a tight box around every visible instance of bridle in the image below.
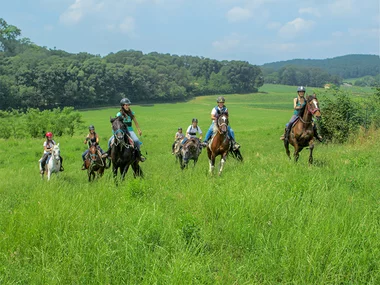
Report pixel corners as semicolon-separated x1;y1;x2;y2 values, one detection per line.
299;98;320;124
217;114;229;134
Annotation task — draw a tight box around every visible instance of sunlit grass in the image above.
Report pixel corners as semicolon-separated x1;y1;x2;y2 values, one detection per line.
0;84;379;284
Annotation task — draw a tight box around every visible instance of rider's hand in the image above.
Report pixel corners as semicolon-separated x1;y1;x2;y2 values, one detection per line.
138;129;142;136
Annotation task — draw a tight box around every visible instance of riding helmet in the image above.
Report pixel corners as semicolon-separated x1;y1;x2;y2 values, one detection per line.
297;86;306;92
89;125;95;130
120;98;131;106
178;127;182;130
46;132;53;138
216;96;225;103
192;118;198;123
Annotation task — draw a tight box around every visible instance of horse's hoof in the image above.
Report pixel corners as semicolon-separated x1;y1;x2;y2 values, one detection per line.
40;170;44;174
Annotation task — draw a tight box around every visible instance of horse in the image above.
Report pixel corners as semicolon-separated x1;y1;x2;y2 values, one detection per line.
41;144;61;181
284;94;321;164
178;137;202;170
110;116;143;181
84;142;107;182
206;113;231;175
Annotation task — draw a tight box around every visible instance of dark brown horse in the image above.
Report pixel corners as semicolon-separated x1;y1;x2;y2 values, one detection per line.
84;142;107;182
110;116;143;182
284;94;321;164
207;113;230;175
178;137;202;170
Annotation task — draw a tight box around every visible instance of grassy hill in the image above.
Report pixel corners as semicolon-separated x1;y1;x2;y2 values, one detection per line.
0;85;379;284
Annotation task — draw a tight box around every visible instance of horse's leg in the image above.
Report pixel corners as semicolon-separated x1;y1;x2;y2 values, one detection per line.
132;162;143;178
121;164;130;180
284;140;291;160
294;145;302;163
209;154;216;174
308;140;315;165
218;154;227;176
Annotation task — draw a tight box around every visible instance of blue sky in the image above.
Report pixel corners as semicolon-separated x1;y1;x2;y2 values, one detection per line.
2;0;380;65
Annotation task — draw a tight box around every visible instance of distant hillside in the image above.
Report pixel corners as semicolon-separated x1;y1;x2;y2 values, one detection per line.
261;54;380;79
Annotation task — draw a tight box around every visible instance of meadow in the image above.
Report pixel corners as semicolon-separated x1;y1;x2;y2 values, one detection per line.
0;84;379;284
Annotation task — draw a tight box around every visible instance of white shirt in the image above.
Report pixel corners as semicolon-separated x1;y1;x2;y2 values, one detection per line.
43;140;56;154
186;125;202;138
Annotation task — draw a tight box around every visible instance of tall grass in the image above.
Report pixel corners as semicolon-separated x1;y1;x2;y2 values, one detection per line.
0;86;379;284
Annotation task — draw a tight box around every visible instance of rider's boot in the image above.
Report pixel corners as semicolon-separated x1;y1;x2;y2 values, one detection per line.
280;128;286;140
59;157;64;171
284;126;292;141
40;162;44;174
231;139;240;151
81;161;86;170
314;126;323;142
136;148;146;162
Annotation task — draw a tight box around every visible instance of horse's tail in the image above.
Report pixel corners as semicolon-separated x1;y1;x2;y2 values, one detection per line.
229;148;243;161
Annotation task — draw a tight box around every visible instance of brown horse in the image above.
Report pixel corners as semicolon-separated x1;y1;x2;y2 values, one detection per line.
284;94;321;164
207;113;230;175
84;143;107;181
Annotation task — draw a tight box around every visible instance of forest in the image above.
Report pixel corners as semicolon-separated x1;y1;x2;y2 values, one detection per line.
1;18;379;111
0;18;263;110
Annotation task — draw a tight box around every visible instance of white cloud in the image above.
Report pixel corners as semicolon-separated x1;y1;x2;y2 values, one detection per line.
266;21;281;30
332;31;344;38
119;16;136;36
328;0;355;15
59;0;104;25
348;28;380;38
299;7;321;17
212;34;241;51
226;6;252;22
278;18;315;38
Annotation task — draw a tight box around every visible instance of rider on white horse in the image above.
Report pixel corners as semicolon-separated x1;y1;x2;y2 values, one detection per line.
39;132;64;174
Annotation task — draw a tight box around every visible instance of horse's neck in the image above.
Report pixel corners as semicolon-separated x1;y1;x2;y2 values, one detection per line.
301;105;313;125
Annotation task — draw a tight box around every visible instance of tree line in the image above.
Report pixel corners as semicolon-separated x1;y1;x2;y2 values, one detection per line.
0;18;263;110
262;54;380;79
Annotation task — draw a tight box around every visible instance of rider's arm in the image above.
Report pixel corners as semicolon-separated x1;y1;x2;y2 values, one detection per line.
95;133;99;144
293;98;302;110
84;134;89;144
198;128;203;140
132;116;142;136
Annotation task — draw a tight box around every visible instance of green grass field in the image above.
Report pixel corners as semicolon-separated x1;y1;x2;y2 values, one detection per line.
1;84;379;284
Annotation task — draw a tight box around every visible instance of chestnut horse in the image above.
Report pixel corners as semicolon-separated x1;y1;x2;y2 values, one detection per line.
84;142;107;182
284;94;321;164
207;113;230;175
110;116;143;182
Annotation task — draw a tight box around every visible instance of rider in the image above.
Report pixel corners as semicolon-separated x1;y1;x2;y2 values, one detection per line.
181;118;203;151
107;98;146;162
81;125;107;170
172;127;184;154
39;132;64;174
280;86;323;141
203;96;240;150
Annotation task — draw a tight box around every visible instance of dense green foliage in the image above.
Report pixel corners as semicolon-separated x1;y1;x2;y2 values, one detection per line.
353;74;380;87
262;54;380;79
0;107;83;139
317;87;380;143
0;18;263;110
1;88;379;284
263;65;342;87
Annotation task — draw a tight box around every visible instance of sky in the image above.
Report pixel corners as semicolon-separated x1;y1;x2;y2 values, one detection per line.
2;0;380;65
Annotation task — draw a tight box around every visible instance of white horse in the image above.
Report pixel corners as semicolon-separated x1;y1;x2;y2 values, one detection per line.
41;143;61;181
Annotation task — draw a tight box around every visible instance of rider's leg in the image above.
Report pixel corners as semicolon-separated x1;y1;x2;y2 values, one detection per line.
40;153;48;173
313;123;323;142
203;123;214;143
130;130;146;162
81;149;88;170
228;126;240;150
60;156;64;171
281;115;297;140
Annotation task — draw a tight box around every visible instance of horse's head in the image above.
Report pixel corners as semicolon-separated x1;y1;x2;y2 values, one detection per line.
51;144;60;160
306;94;321;120
110;116;127;144
216;113;229;134
89;142;98;161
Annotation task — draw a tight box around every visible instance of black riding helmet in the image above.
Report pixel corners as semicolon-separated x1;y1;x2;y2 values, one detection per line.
178;127;182;130
192;118;198;123
89;125;95;130
120;98;131;106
